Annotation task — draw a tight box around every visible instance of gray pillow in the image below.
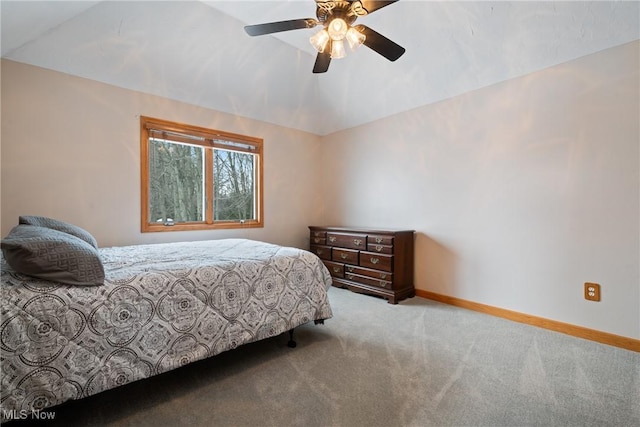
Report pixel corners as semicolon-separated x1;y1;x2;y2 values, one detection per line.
1;225;105;286
19;215;98;249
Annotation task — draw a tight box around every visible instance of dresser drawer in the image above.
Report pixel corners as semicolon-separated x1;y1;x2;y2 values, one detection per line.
323;260;344;278
311;230;326;238
344;272;392;290
326;232;367;250
345;265;393;282
367;243;393;254
310;244;332;260
332;247;359;264
368;234;394;245
360;251;393;272
310;235;326;245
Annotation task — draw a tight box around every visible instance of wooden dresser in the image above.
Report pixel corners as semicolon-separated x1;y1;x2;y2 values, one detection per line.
309;226;415;304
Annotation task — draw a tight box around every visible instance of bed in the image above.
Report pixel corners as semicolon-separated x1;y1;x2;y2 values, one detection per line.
0;221;333;419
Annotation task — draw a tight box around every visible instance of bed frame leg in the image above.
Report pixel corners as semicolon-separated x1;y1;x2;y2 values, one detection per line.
287;329;297;348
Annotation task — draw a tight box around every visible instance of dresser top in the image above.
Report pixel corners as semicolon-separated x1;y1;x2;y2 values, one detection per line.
309;226;414;235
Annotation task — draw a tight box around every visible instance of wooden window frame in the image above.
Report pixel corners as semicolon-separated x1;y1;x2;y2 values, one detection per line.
140;116;264;232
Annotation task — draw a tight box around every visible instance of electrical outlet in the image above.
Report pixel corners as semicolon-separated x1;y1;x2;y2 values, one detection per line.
584;282;601;302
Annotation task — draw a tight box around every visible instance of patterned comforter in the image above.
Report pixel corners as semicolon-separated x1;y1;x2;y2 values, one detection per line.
0;239;333;417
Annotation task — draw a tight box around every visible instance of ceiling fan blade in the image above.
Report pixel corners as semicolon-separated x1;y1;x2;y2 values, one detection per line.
244;19;317;36
355;25;405;61
313;51;331;73
357;0;399;15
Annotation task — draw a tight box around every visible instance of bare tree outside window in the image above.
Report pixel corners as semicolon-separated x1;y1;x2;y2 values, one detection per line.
149;139;204;224
140;116;263;232
213;149;255;221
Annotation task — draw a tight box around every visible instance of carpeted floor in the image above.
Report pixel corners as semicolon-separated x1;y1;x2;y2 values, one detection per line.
5;287;639;427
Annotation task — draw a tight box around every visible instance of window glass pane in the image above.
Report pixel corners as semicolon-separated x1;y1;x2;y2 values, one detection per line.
148;138;204;223
213;148;256;221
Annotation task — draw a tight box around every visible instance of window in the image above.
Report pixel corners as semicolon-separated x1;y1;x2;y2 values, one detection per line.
140;116;263;232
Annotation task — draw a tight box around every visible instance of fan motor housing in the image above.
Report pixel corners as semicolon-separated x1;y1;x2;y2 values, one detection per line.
316;1;361;26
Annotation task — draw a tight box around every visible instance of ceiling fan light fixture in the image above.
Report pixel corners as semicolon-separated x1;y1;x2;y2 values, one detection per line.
328;18;348;41
245;0;404;73
346;27;366;50
330;39;346;59
310;29;330;53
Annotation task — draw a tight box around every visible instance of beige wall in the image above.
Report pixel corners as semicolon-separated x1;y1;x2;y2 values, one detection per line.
2;41;638;340
320;41;639;339
0;59;324;249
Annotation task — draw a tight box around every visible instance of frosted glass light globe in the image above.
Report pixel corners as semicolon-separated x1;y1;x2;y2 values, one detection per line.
328;18;347;41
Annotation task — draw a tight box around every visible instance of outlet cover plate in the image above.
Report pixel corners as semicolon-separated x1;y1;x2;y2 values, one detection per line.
584;282;601;302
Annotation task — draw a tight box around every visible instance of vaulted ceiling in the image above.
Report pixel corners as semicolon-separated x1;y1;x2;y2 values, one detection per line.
2;1;638;135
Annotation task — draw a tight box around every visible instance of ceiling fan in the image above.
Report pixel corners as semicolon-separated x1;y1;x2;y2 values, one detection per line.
244;0;405;73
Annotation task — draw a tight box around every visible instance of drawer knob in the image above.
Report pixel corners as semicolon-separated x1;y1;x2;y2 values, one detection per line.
314;238;321;243
346;273;354;280
354;239;362;246
375;245;383;252
379;281;386;288
333;267;340;273
346;266;354;272
370;257;379;264
329;236;336;243
380;273;387;279
376;237;383;243
317;249;324;255
340;253;348;259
